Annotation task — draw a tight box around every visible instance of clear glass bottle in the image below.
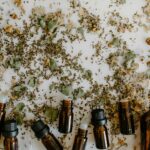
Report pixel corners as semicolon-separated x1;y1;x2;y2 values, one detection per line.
72;123;88;150
118;100;135;135
141;110;150;150
2;120;18;150
32;120;63;150
58;99;73;133
91;109;109;149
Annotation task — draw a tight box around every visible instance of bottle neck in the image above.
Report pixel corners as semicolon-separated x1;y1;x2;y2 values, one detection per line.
5;136;17;140
94;124;106;128
119;100;130;110
77;128;87;138
41;131;51;138
62;100;73;109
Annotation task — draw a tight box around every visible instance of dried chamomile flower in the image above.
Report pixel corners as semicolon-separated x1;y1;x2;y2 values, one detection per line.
10;13;18;19
146;37;150;45
143;3;150;17
78;7;100;32
4;25;14;33
14;0;22;7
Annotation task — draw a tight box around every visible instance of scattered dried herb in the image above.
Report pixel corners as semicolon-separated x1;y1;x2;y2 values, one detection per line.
78;7;100;32
0;1;149;149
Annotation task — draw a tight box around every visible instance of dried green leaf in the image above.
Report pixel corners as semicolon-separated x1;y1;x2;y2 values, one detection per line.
49;59;57;71
49;83;57;90
59;84;72;96
123;50;136;68
14;103;25;112
108;38;121;47
6;56;21;70
124;50;136;61
83;70;92;79
73;88;84;99
77;27;84;38
116;0;126;4
39;18;46;28
0;53;4;62
15;112;25;125
44;107;58;123
28;77;37;87
12;83;27;98
48;21;57;31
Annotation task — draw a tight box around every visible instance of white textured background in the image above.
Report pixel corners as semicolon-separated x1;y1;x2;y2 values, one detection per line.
0;0;150;150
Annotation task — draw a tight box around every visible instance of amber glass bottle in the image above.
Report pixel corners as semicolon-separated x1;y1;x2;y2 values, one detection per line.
141;110;150;150
2;120;18;150
0;102;6;136
32;120;63;150
91;109;109;149
72;123;88;150
58;99;73;133
118;100;135;135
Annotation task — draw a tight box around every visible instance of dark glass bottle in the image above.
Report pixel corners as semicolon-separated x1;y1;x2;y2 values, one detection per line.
31;120;63;150
91;109;109;149
0;102;6;137
58;99;73;133
140;110;150;150
72;123;88;150
2;120;18;150
118;100;135;135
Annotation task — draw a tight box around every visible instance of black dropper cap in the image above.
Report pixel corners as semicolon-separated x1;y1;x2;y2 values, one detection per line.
2;120;18;137
31;120;49;139
91;109;107;126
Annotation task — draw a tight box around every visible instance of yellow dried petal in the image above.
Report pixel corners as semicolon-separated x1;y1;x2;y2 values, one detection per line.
4;25;14;33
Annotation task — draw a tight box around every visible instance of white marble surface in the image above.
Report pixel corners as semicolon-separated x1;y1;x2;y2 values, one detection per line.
0;0;149;150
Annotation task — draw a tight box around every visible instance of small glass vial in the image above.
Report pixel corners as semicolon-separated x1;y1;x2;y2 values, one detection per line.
0;93;8;137
58;99;73;133
2;119;18;150
0;102;6;136
118;100;135;135
140;110;150;150
72;123;88;150
91;109;109;149
31;120;63;150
